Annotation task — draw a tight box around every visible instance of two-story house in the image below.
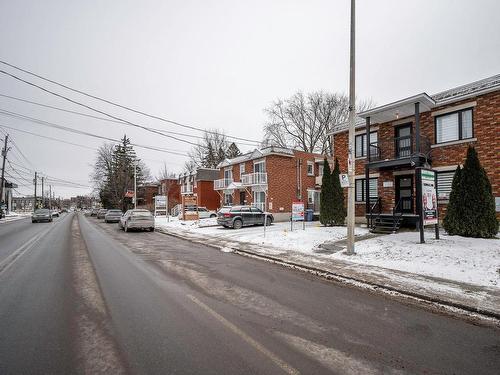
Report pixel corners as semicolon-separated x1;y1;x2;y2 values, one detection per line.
214;146;325;222
178;168;220;212
331;74;499;230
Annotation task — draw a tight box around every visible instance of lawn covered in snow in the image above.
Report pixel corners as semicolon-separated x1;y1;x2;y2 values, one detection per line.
155;216;369;252
332;231;500;288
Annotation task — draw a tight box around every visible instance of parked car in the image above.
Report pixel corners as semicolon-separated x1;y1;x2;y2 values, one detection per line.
217;205;273;229
97;209;108;219
32;209;53;223
119;209;155;232
179;206;217;219
51;210;60;217
105;209;123;223
90;208;99;216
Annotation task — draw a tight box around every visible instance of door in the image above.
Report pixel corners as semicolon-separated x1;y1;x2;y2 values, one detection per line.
395;175;413;213
395;124;412;158
240;206;253;225
239;191;246;205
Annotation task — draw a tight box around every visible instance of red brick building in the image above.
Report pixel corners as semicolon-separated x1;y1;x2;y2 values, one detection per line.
137;182;160;211
331;74;500;229
215;146;325;222
178;168;220;212
158;178;180;212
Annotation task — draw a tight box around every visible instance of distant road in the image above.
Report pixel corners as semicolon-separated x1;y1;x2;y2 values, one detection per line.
0;212;499;374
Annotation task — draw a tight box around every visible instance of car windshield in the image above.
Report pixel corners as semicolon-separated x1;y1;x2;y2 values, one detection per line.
107;210;122;214
218;207;231;213
132;211;152;217
35;209;50;214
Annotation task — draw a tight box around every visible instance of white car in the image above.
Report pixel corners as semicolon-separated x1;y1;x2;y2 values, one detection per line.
178;206;217;219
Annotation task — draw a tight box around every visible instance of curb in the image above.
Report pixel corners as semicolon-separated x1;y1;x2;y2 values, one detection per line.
156;227;500;322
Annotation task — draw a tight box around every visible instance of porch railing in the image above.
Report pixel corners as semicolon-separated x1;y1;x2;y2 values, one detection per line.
368;197;381;229
214;178;233;190
369;135;431;162
181;184;193;195
242;172;267;186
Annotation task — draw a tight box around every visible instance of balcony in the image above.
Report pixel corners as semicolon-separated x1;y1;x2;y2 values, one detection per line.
368;135;431;169
181;184;193;195
241;172;267;186
214;178;233;190
315;175;322;186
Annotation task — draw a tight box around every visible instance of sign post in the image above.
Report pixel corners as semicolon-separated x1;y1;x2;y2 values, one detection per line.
154;195;167;218
416;168;439;244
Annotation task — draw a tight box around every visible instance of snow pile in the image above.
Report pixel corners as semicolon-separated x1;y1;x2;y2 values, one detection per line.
332;231;500;288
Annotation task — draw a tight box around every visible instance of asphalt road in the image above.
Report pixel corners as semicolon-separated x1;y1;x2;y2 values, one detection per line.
0;212;499;374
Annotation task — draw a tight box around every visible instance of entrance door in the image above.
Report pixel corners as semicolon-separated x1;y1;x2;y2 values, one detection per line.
395;175;413;213
395;124;412;158
239;191;246;205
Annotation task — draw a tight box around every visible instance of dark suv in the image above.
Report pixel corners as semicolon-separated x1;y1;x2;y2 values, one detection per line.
217;205;273;229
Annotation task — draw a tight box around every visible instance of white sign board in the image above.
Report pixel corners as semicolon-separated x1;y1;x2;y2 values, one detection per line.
154;195;167;217
292;201;305;221
339;174;350;188
383;181;393;188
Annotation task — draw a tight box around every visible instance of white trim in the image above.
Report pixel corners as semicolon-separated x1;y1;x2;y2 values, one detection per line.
433;165;463;171
359;93;435;118
306;160;314;176
431;101;477;117
355;156;366;161
435;87;499;105
354;173;379;179
392;117;414;126
431;138;477;148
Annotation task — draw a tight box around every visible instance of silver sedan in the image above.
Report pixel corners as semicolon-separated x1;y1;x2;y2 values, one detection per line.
118;209;155;232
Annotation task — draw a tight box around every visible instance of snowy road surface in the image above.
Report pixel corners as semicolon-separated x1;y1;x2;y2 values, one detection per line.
0;212;499;374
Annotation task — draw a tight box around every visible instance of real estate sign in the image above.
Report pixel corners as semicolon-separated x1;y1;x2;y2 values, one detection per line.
420;169;438;226
292;201;305;221
154;195;167;217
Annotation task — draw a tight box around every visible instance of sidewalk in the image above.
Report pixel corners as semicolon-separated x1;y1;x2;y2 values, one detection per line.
155;218;500;320
0;212;30;224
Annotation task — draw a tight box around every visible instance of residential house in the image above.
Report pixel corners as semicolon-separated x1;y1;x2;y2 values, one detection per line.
178;168;220;212
158;177;180;212
215;146;325;222
137;182;160;211
331;74;500;229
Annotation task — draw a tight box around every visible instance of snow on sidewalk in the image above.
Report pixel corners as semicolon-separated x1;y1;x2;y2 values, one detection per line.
156;216;500;289
331;231;500;288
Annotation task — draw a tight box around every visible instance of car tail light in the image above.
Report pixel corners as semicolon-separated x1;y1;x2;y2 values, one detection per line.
223;213;231;218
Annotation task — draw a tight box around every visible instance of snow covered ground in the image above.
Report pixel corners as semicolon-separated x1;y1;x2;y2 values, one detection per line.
0;211;31;223
155;216;370;252
332;231;500;288
155;216;500;288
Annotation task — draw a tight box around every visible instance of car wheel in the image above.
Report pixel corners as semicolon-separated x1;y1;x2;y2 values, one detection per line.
32;220;36;223
266;217;272;226
210;214;216;218
233;219;243;230
149;227;154;232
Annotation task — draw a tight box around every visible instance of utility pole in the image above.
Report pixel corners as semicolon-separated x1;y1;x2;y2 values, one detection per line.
0;134;9;206
134;160;137;209
34;172;38;211
41;177;45;208
346;0;356;255
49;185;52;210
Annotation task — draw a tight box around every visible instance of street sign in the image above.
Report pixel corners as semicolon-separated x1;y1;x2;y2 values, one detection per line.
291;201;304;221
339;174;350;188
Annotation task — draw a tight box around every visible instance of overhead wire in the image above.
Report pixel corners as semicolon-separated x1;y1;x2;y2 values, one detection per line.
0;60;262;145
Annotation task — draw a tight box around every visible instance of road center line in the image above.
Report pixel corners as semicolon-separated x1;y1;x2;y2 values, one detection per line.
187;294;300;375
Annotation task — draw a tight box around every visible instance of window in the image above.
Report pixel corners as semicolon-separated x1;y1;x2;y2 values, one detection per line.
254;160;266;173
355;131;378;158
437;170;455;200
435;109;473;144
224;168;233;181
239;163;245;175
355;178;378;202
307;161;314;176
224;193;233;205
318;164;324;176
252;191;266;211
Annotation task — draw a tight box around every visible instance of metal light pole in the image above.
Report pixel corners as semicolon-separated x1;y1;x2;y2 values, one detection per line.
346;0;356;255
33;172;37;211
0;135;9;206
134;160;137;209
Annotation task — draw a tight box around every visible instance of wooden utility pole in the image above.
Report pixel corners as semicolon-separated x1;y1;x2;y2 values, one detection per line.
346;0;356;255
41;177;45;208
34;172;37;211
0;134;9;206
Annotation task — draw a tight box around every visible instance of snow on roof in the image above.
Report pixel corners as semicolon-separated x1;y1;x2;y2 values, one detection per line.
331;74;500;134
217;146;295;168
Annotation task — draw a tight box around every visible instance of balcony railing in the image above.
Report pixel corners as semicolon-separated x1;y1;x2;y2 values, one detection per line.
181;184;193;195
242;172;267;186
369;135;431;162
214;178;233;190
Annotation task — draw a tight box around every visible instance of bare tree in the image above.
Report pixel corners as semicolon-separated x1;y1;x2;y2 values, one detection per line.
186;128;229;170
263;91;373;155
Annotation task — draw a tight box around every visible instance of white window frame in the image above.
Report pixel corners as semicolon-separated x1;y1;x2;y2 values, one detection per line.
239;163;245;175
307;161;314;176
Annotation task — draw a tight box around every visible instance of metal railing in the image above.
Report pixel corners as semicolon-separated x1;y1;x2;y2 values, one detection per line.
369;135;431;162
368;197;381;229
241;172;267;186
214;178;233;190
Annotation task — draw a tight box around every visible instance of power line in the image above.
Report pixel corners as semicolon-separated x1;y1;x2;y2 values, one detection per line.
0;60;262;145
0;109;190;157
0;68;203;148
0;93;259;147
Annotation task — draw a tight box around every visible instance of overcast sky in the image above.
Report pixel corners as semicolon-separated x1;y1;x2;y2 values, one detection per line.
1;0;499;198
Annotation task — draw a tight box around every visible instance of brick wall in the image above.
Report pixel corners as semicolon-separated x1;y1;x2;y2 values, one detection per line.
332;90;500;219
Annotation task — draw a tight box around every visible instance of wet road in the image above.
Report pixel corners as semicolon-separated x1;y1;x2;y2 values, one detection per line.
0;212;499;374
